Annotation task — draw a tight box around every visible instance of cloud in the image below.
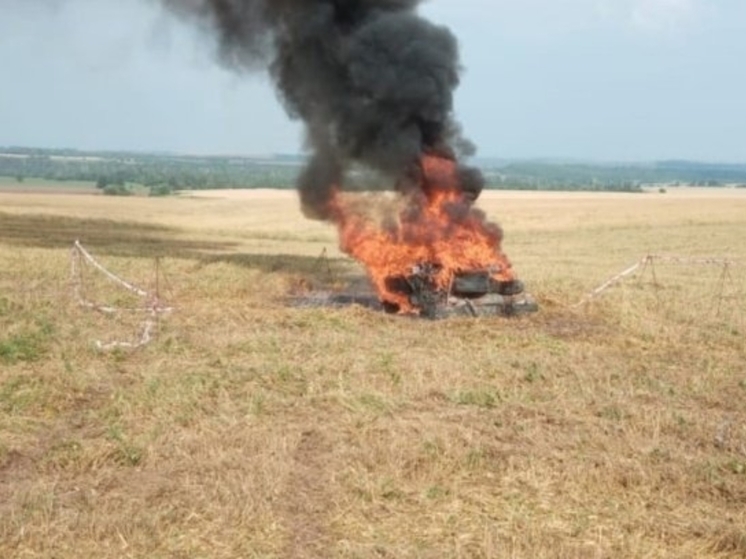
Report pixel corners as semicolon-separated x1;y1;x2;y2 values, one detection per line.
424;0;704;40
630;0;697;32
595;0;699;34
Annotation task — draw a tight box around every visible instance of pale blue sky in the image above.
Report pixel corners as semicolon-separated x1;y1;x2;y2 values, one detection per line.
1;0;745;161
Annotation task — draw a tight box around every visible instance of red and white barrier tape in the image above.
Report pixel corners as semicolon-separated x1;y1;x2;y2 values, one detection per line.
71;240;173;350
574;254;741;308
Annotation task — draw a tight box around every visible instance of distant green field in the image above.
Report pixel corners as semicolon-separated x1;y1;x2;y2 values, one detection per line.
0;176;97;192
0;176;155;196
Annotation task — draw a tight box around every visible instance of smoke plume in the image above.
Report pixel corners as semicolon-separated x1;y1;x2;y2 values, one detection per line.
161;0;484;218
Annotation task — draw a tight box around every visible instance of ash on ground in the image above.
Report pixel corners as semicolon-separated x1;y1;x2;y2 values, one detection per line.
292;266;538;319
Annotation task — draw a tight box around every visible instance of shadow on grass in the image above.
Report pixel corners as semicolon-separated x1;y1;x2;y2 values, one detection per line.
197;251;348;273
0;212;363;282
196;252;369;290
0;212;237;259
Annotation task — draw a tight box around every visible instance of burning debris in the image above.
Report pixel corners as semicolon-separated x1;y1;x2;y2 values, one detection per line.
298;152;538;318
381;265;535;318
162;0;535;316
328;153;524;315
294;265;536;319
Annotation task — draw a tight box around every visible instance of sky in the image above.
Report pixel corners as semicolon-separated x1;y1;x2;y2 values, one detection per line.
1;0;745;162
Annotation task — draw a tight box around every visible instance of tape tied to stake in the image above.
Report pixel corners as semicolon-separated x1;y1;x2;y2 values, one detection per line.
71;240;173;350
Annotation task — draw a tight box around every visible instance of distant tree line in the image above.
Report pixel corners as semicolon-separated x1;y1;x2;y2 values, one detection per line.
484;174;645;192
483;161;746;191
3;147;746;193
0;148;302;192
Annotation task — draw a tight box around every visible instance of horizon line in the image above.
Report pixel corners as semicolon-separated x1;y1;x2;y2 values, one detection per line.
1;145;745;167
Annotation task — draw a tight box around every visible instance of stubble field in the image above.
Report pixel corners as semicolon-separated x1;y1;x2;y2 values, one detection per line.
1;185;745;558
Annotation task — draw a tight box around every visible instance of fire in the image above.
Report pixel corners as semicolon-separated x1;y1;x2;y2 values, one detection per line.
329;154;516;313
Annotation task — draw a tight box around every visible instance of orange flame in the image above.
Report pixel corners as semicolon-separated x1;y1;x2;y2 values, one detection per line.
329;154;515;312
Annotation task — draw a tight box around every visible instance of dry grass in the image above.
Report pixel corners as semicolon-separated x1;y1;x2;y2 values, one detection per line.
1;187;745;558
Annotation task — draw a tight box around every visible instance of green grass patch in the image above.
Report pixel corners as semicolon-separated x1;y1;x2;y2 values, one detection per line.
0;318;54;365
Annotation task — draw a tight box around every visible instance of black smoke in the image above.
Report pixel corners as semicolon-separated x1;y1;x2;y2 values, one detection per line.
161;0;484;218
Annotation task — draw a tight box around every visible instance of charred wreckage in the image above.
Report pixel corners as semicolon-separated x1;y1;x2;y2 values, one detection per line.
384;265;536;318
297;264;538;320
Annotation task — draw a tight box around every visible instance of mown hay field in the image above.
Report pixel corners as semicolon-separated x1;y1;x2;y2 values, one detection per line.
1;185;745;558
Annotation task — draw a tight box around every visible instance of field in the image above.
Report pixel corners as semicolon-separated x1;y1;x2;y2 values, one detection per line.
0;176;97;195
1;184;745;558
